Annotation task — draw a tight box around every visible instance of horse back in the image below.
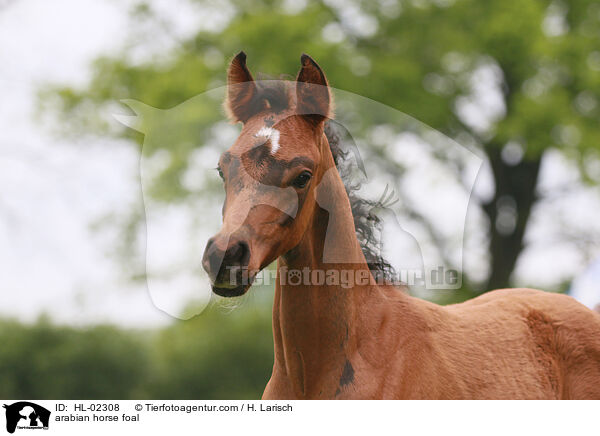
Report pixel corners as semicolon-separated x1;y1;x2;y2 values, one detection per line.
430;289;600;399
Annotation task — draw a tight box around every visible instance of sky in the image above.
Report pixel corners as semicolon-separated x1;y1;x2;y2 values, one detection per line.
0;0;174;326
0;0;598;327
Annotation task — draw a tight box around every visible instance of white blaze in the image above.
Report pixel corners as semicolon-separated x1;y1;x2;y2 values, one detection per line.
256;127;281;155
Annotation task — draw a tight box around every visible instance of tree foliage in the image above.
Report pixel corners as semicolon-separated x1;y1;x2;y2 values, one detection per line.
0;317;149;398
44;0;600;290
0;302;273;399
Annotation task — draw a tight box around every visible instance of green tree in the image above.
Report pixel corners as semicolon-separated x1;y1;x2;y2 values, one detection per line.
44;0;600;291
0;300;274;399
147;302;273;399
0;317;149;399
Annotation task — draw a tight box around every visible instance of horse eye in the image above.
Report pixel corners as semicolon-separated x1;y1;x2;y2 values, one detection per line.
216;167;224;180
293;171;312;188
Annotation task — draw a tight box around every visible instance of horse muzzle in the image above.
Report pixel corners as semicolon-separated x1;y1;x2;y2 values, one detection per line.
202;235;253;297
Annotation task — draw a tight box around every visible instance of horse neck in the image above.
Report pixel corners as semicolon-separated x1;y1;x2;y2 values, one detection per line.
271;132;388;397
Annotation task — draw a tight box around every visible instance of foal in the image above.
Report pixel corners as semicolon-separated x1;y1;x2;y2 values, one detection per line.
202;52;600;399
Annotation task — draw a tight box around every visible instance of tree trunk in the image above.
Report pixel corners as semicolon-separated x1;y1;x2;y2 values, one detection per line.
482;146;541;291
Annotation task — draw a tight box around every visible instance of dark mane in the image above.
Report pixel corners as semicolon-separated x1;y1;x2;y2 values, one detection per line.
254;75;293;113
256;80;395;282
325;122;395;283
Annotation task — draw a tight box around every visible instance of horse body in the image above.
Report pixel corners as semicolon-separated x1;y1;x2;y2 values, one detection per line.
262;151;600;399
443;289;600;399
264;285;600;399
203;52;600;400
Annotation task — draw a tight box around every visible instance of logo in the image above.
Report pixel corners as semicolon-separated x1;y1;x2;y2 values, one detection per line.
115;84;482;318
3;402;50;434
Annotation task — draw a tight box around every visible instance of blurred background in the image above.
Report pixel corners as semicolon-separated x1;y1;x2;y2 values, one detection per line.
0;0;599;399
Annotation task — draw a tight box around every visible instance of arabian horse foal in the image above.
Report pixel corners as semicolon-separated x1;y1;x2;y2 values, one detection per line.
202;52;600;399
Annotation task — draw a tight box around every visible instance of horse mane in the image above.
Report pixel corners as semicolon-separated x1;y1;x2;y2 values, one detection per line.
324;122;395;282
251;79;395;282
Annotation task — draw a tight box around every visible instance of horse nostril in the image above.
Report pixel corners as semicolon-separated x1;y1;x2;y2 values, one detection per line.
202;237;251;283
226;240;250;268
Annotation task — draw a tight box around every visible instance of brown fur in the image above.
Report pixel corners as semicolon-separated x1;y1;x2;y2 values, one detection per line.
203;52;600;399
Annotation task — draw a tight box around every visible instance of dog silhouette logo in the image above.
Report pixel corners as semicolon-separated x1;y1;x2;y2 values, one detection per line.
3;402;50;433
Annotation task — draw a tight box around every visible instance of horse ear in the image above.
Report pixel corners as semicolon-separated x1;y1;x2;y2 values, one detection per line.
225;51;258;123
296;54;332;125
